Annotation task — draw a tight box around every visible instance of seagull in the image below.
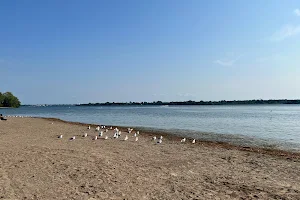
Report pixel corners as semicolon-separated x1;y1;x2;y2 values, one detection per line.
105;129;108;133
192;139;196;144
134;133;137;137
83;133;88;137
181;138;186;143
101;125;104;129
135;137;138;142
160;136;163;140
153;136;157;140
94;136;98;140
88;126;91;130
113;132;119;139
99;131;103;137
110;126;113;129
58;135;63;139
124;135;128;141
137;131;140;135
157;139;162;144
118;131;122;137
70;136;76;141
96;126;100;131
105;136;108;140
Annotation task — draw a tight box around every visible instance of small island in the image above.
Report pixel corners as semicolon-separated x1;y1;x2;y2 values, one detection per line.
0;92;21;108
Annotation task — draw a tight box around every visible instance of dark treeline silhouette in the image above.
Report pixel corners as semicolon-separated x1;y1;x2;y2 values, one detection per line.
77;99;300;106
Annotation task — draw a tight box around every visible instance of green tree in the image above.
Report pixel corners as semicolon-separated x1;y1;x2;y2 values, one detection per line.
0;92;3;107
0;91;21;108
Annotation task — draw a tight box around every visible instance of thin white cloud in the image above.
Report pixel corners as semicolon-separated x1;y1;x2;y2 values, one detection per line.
176;93;196;97
294;9;300;16
213;55;242;66
270;24;300;41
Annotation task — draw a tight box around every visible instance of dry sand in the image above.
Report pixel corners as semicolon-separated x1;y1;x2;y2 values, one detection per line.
1;117;300;200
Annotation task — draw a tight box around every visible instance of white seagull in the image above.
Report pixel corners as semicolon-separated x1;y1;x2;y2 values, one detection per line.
124;135;128;141
96;126;100;131
153;136;157;140
134;133;137;137
94;136;98;140
181;138;186;143
83;133;88;137
157;139;162;144
135;137;138;142
70;136;76;140
88;126;91;130
113;132;119;139
160;136;163;140
58;135;63;139
105;136;108;140
99;131;103;137
192;139;196;144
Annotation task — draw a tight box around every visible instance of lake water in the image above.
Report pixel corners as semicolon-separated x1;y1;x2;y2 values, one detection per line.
1;105;300;151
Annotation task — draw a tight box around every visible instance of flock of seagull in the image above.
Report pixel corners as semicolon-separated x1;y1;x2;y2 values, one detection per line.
4;116;197;144
57;124;196;144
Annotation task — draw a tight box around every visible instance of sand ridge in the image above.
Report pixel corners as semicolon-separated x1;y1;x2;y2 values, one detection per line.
0;118;300;199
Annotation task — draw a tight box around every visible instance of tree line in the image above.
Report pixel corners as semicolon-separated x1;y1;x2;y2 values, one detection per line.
0;92;21;108
77;99;300;106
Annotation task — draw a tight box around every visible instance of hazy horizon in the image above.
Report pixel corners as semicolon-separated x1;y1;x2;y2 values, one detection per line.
1;0;300;104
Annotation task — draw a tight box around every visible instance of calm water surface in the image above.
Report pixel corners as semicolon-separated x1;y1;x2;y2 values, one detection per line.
1;105;300;151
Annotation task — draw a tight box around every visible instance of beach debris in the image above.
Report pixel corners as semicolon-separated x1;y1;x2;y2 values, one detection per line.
94;136;98;140
88;126;91;130
124;135;128;141
96;126;100;131
181;138;186;143
153;136;157;140
99;131;103;137
58;135;63;139
83;133;88;137
135;137;138;142
192;139;196;144
105;135;108;140
70;136;76;140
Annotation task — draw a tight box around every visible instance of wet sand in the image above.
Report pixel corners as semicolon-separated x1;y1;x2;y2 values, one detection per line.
1;117;300;199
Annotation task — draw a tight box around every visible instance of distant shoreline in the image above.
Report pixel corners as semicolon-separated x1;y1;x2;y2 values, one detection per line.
76;99;300;106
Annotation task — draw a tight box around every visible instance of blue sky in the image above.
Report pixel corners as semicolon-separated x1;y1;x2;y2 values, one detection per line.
1;0;300;104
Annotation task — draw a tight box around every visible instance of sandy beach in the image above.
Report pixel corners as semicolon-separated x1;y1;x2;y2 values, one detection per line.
1;118;300;200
